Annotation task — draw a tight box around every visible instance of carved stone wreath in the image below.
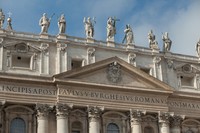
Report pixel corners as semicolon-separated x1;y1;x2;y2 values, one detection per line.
107;62;121;83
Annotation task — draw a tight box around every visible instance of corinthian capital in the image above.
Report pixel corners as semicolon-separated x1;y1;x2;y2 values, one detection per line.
87;106;104;120
36;103;52;119
170;115;185;127
56;103;73;118
130;109;146;125
159;112;174;125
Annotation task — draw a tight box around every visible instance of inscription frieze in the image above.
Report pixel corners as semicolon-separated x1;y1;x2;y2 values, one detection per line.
0;84;56;96
59;88;167;105
1;84;200;111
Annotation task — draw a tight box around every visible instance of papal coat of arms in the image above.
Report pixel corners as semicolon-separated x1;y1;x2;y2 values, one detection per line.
107;62;121;83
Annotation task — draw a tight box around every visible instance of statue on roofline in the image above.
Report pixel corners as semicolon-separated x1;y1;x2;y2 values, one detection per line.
196;38;200;57
58;14;66;34
107;17;119;40
39;13;54;34
148;30;159;49
122;24;134;45
162;32;172;52
83;17;95;38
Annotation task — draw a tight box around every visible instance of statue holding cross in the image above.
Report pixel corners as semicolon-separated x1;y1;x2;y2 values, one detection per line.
107;17;120;40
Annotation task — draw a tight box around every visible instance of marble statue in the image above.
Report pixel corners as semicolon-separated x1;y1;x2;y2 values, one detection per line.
6;17;12;30
58;14;66;34
196;38;200;57
0;9;5;29
83;17;94;38
122;24;134;44
162;32;172;52
107;17;119;39
39;13;51;34
148;30;159;49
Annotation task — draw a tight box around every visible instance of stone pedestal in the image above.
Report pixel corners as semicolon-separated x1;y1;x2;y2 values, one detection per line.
40;33;49;39
36;104;51;133
0;29;4;34
56;103;72;133
152;48;160;53
126;43;135;49
130;110;146;133
86;37;94;44
88;106;104;133
57;34;67;39
107;37;115;47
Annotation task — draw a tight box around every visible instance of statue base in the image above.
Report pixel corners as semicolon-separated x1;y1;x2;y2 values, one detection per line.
57;34;67;39
126;43;135;49
40;33;49;39
152;48;160;53
0;29;5;34
86;37;94;44
107;37;115;47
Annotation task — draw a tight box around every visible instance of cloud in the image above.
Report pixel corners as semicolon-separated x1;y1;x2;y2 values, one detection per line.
168;0;200;55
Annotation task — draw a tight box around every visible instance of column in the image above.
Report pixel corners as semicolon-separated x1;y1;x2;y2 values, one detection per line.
36;104;51;133
130;109;146;133
170;115;185;133
88;106;104;133
56;103;72;133
159;112;173;133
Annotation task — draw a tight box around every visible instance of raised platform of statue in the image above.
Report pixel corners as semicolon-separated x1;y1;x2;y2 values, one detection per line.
126;43;135;49
107;37;115;47
86;37;94;44
57;33;67;39
40;33;49;39
0;28;5;34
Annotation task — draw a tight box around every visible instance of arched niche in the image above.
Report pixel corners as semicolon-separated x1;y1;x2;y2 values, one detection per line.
182;119;200;133
102;111;128;133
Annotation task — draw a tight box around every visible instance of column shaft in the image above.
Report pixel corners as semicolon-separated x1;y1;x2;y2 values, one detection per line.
37;118;48;133
57;118;68;133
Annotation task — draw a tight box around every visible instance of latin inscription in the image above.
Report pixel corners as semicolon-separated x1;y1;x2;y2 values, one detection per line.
59;88;200;110
0;85;200;110
59;88;167;105
0;85;56;96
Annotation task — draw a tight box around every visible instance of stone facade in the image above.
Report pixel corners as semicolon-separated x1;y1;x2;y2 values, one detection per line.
1;25;200;133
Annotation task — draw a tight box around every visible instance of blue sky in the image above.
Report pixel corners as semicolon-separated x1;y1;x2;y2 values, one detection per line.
0;0;200;56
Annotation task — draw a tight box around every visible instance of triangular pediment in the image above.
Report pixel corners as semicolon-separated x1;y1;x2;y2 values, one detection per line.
175;63;200;74
3;41;42;52
54;57;173;93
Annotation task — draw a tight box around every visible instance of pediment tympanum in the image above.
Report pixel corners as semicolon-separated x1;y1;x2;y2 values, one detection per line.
54;57;173;93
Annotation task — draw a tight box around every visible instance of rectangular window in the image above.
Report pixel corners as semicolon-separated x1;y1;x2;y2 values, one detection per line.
181;76;194;87
11;54;31;69
72;131;80;133
71;59;83;69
